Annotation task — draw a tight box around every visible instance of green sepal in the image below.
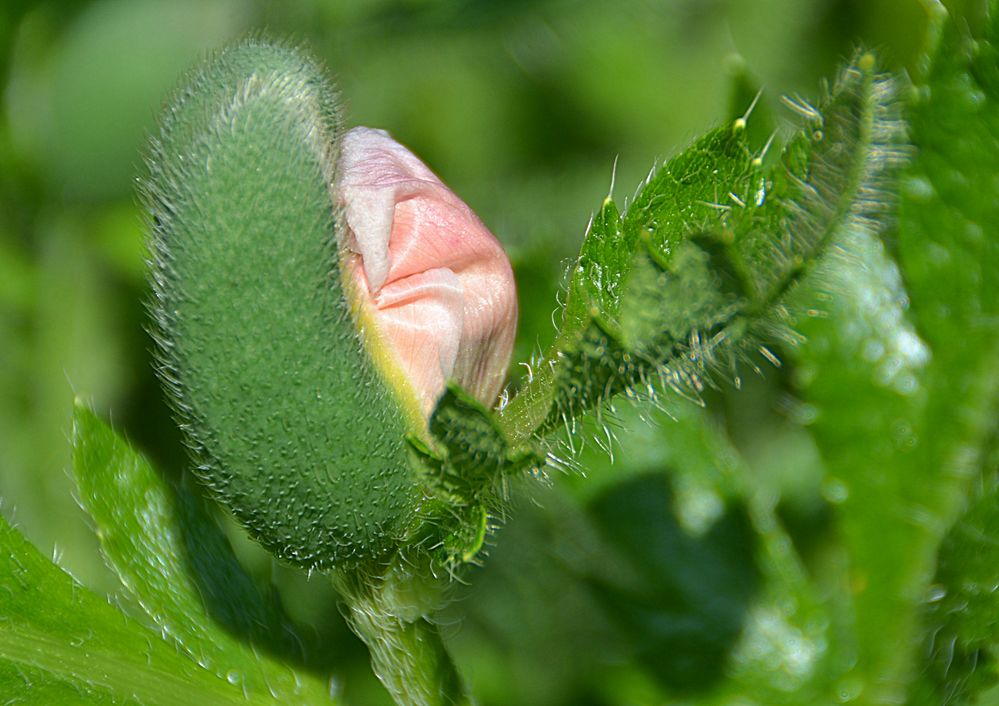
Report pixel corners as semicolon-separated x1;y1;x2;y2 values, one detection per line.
143;38;417;570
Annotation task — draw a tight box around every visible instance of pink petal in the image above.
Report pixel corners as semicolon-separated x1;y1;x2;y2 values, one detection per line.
337;127;517;418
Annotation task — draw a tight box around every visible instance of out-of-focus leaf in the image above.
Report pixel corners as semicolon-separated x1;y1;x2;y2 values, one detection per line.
571;400;839;705
71;403;337;704
788;3;999;703
585;472;759;693
0;212;132;593
789;221;933;702
916;482;999;704
898;0;999;361
454;389;832;706
899;5;999;700
650;403;837;705
0;509;269;705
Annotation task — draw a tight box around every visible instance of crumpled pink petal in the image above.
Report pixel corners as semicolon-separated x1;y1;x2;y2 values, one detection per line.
337;126;517;418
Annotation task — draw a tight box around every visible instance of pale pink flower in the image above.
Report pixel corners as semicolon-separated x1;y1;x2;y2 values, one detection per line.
336;127;517;420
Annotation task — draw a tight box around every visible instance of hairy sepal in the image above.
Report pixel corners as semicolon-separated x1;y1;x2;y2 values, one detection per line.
143;39;418;570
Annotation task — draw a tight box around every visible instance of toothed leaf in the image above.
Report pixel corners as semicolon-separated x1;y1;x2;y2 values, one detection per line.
506;52;903;442
560;126;756;343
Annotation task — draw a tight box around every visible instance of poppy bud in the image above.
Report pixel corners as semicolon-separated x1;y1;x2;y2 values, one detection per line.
144;39;515;570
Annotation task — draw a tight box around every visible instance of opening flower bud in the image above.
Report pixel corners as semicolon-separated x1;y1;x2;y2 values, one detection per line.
144;40;516;570
337;127;517;422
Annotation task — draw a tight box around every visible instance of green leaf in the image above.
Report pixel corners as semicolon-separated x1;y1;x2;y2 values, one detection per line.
560;195;627;335
70;402;336;704
0;509;266;705
426;386;542;503
905;2;999;702
642;403;836;704
407;386;543;567
497;123;759;443
780;222;925;699
917;483;999;704
559;124;759;336
898;0;999;366
585;472;760;693
444;393;835;705
787;4;999;702
500;52;905;448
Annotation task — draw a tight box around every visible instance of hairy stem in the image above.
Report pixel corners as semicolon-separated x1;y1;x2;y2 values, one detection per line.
334;572;470;706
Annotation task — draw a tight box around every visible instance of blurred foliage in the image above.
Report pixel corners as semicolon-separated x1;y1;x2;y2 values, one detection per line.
1;1;996;705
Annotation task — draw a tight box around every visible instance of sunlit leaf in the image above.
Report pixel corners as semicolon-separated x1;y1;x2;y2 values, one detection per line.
0;510;264;705
71;402;336;704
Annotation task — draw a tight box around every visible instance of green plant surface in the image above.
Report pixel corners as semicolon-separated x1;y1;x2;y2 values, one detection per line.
497;49;904;448
916;479;999;704
71;402;335;704
1;1;997;705
785;2;999;702
0;507;274;705
444;397;837;706
144;39;418;570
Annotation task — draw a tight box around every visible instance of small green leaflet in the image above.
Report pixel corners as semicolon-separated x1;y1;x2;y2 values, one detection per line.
413;385;543;566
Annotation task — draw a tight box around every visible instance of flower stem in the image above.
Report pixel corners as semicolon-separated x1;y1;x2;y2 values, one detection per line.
334;571;471;706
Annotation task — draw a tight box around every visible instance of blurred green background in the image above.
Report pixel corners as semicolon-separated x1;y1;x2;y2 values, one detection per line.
0;1;949;704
